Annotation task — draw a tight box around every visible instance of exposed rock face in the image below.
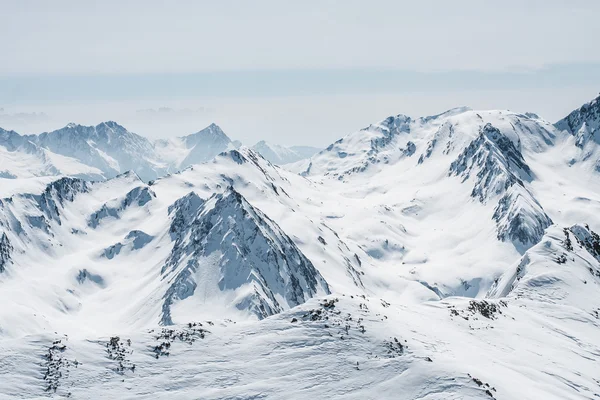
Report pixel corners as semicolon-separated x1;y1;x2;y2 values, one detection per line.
488;224;600;312
492;186;553;248
0;232;12;273
35;178;90;225
555;95;600;148
449;124;532;202
88;186;155;228
450;124;551;248
29;122;163;181
555;95;600;171
161;188;330;325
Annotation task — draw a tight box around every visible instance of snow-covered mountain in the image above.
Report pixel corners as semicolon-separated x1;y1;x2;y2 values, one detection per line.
2;95;600;399
0;122;320;183
555;94;600;171
154;123;236;171
251;140;320;164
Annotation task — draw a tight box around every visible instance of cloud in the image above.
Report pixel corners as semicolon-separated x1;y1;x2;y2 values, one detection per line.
2;1;600;75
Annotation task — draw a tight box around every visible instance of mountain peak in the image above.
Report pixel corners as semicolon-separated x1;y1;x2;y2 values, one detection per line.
161;186;329;324
555;94;600;151
96;120;126;130
183;123;230;146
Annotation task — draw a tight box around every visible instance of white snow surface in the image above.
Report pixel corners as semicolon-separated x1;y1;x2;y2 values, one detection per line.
0;123;317;184
1;96;600;399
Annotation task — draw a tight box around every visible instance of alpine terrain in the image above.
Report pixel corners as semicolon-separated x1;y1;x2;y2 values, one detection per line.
1;95;600;399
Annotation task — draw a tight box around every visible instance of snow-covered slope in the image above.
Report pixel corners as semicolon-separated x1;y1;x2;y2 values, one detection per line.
555;94;600;171
0;128;105;181
154;123;235;171
251;140;320;164
2;95;600;399
29;122;165;182
0;122;239;182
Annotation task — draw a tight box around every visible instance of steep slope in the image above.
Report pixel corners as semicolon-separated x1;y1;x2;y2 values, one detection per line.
29;121;165;181
1;96;600;399
0;128;105;180
0;122;238;182
161;188;329;324
291;109;564;302
488;223;600;314
449;123;552;248
0;148;359;337
155;123;234;170
555;94;600;171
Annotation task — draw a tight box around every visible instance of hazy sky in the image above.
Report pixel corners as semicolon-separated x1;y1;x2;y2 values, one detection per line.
1;0;600;145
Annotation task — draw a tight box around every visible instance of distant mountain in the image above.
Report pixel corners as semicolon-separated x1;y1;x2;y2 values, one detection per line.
2;95;600;399
251;140;320;164
28;121;164;181
0;122;238;182
155;123;235;171
0;127;105;180
0;122;322;180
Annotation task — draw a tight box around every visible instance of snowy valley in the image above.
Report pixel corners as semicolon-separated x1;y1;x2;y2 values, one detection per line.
1;95;600;399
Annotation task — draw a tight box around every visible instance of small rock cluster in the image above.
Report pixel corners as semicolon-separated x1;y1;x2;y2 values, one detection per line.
151;323;209;359
295;296;410;360
449;300;508;321
382;337;406;358
469;374;497;398
43;339;78;394
106;336;135;374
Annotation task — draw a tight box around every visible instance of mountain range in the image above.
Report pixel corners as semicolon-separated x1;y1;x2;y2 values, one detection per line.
0;122;321;182
1;95;600;399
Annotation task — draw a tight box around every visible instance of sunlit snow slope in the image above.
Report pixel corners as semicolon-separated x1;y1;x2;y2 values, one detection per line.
1;95;600;399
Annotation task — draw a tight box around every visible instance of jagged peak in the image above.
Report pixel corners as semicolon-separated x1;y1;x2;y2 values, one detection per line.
488;223;600;308
183;123;230;143
43;176;89;195
95;120;129;131
168;191;205;221
449;122;533;203
555;93;600;134
161;184;329;324
365;113;412;135
253;140;269;147
0;127;22;136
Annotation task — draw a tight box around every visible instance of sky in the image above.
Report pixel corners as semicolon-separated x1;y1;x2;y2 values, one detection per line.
1;0;600;146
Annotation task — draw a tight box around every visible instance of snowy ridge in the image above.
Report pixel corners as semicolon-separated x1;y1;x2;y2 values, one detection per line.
0;95;600;398
555;94;600;171
0;121;317;182
161;187;329;324
488;224;600;314
449;123;553;247
88;185;155;228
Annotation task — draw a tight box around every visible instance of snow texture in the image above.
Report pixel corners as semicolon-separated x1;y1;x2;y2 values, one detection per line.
1;95;600;399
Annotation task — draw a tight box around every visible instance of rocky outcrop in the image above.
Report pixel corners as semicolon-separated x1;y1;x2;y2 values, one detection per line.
450;124;551;248
160;188;330;325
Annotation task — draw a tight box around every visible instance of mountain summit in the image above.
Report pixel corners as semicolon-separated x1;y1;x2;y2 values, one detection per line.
1;95;600;399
